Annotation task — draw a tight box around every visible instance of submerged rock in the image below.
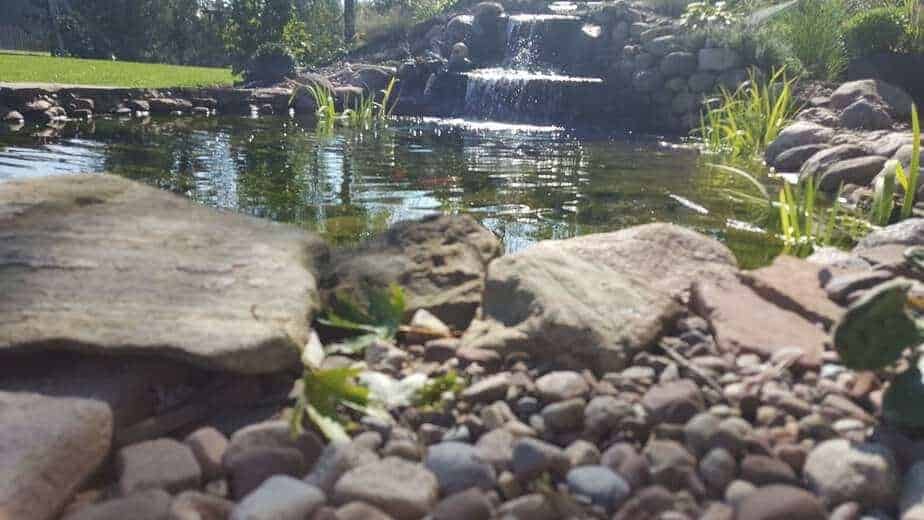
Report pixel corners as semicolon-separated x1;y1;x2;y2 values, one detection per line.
0;174;326;373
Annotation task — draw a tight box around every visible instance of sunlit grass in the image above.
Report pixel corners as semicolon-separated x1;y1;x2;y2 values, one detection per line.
0;53;237;88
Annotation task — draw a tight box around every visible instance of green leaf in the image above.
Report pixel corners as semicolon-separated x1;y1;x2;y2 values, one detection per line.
833;279;920;370
883;358;924;429
305;403;351;443
302;367;369;417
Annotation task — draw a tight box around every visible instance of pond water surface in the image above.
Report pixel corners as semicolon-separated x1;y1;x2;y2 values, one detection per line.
0;115;782;268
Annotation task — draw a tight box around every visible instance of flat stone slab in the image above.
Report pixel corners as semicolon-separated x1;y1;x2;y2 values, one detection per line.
0;391;113;520
692;276;828;368
0;174;327;373
739;255;844;327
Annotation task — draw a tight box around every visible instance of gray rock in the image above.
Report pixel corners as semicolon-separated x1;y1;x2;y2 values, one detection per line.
64;489;171;520
796;107;840;127
646;35;680;57
336;501;395;520
689;72;716;93
305;442;379;494
672;92;699;115
476;428;516;471
541;398;586;433
739;455;798;486
660;52;698;77
481;401;516;430
772;144;829;172
226;446;305;499
766;122;835;165
231;476;326;520
461;372;511;403
642;379;705;424
840;99;893;130
535;371;589;402
601;443;650;490
0;392;113;520
644;440;696;490
225;420;323;469
584;395;633;440
893;143;924;170
725;480;757;507
684;413;721;456
511;438;570;481
804;439;900;508
819;156;889;192
324;214;501;330
716;68;748;90
497;493;557;520
170;490;235;520
185;427;228;482
460;246;680;374
800;144;871;179
117;438;202;495
0;174;326;373
699;448;737;492
633;69;665;92
424;442;497;495
829;79;914;120
527;223;737;299
857;218;924;249
431;488;494;520
333;457;439;519
566;465;631;512
566;440;602;467
901;461;924;520
698;48;742;72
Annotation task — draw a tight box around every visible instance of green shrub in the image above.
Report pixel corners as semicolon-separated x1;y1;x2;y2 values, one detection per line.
645;0;695;16
845;7;906;57
775;0;849;80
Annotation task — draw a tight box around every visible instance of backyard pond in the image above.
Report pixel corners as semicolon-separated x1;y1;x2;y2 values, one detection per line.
0;115;783;267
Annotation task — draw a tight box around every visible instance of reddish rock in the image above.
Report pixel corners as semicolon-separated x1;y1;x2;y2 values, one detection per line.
692;277;827;368
0;392;113;520
734;485;826;520
740;255;844;326
185;427;228;481
642;379;704;424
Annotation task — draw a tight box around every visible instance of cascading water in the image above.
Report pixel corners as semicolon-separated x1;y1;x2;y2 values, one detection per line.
463;14;604;123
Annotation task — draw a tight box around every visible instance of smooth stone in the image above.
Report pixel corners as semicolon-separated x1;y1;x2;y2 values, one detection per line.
225;447;305;499
566;465;631;512
566;440;602;467
424;442;497;496
698;47;742;72
642;379;705;424
476;428;515;471
644;440;696;491
497;493;558;520
185;427;229;482
699;448;737;492
0;174;326;373
765;122;835;164
117;438;202;495
336;502;395;520
535;371;589;402
584;395;633;440
332;457;439;520
170;490;235;520
773;144;829;171
739;255;844;326
799;144;870;179
819;156;889;192
829;79;914;120
541;398;586;433
0;392;113;520
304;442;379;494
231;476;326;520
856;218;924;250
804;439;900;508
431;488;494;520
739;455;798;486
63;489;171;520
460;373;511;403
839;99;893;130
510;438;569;481
734;484;827;520
224;420;323;469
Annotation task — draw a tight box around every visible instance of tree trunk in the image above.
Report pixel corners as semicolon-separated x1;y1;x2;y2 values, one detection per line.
343;0;355;42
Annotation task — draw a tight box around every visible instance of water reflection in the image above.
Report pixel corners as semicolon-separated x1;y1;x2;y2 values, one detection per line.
0;115;782;267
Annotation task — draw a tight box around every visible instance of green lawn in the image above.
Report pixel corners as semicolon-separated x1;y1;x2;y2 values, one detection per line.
0;53;238;88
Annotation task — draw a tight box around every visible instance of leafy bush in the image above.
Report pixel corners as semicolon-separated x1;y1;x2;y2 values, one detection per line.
775;0;849;80
681;1;737;30
845;7;906;57
245;42;296;83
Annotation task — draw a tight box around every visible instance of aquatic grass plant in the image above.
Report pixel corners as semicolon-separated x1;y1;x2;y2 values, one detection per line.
869;103;920;224
899;104;921;220
710;162;867;256
308;77;399;130
698;67;799;160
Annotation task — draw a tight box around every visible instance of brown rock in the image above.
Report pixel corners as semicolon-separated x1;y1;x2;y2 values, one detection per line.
64;489;172;520
169;490;234;520
0;174;327;374
692;277;827;367
336;502;396;520
642;379;704;424
225;446;305;499
739;255;843;326
734;485;826;520
185;427;228;481
0;392;113;520
333;457;439;520
117;438;202;495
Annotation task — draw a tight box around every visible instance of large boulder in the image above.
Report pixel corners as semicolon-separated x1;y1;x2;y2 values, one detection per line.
0;391;113;520
829;78;914;120
528;223;738;299
0;174;327;373
469;2;507;64
765;122;835;165
460;246;682;373
323;215;501;331
818;155;889;192
799;144;870;181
